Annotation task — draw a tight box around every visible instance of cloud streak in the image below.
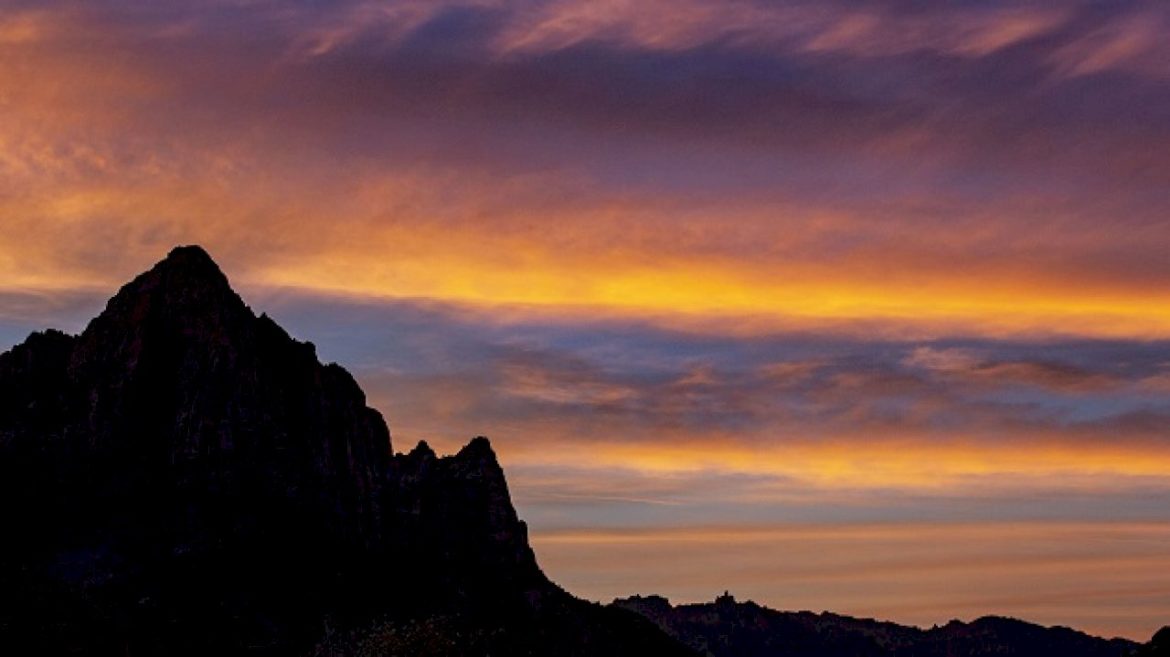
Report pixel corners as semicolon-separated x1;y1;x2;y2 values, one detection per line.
1;0;1169;338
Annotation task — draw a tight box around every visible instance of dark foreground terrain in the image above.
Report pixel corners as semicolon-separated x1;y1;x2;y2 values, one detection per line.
617;594;1167;657
0;246;1164;656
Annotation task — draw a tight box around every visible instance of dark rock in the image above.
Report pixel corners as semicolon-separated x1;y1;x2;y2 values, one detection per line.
0;246;694;656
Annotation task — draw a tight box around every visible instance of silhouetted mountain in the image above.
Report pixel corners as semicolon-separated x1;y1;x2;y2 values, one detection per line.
1137;627;1170;657
0;246;691;656
614;593;1142;657
0;246;1157;657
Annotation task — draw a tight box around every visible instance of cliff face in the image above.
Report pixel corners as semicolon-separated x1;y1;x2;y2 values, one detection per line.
0;246;691;656
387;438;546;612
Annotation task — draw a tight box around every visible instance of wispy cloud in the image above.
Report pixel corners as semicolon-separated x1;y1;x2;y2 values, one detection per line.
2;0;1169;338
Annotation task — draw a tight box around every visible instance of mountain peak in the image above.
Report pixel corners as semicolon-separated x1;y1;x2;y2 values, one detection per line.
74;245;249;363
458;435;496;460
0;247;697;656
149;244;228;286
135;243;234;299
163;243;217;266
410;439;436;459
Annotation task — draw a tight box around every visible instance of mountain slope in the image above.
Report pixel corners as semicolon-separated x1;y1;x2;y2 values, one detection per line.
0;246;692;656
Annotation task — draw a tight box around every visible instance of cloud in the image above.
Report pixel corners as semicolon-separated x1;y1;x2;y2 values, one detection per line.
1050;6;1170;79
904;346;1120;392
905;347;983;372
1;0;1169;342
9;283;1167;476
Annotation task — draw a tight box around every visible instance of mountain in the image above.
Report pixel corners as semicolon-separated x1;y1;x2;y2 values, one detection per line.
0;246;692;656
614;593;1145;657
0;246;1161;657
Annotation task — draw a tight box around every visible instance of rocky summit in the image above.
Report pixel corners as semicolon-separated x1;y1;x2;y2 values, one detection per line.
0;246;689;657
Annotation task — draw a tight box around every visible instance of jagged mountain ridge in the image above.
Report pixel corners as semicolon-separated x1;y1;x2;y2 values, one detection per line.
0;246;691;656
614;594;1153;657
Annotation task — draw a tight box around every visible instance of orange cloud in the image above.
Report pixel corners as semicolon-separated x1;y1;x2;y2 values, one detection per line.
497;435;1170;493
1051;9;1170;79
2;1;1168;343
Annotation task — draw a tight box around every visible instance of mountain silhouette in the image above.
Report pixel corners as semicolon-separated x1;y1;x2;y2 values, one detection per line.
0;246;690;656
614;594;1146;657
0;246;1161;656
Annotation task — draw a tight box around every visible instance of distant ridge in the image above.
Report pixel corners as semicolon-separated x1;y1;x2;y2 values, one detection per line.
615;593;1156;657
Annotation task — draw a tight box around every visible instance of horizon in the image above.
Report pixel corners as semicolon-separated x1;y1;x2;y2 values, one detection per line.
2;0;1169;642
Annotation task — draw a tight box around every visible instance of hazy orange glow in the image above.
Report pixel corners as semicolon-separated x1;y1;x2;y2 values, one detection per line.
502;440;1170;490
257;248;1170;339
7;214;1170;340
532;521;1170;639
1;4;1169;342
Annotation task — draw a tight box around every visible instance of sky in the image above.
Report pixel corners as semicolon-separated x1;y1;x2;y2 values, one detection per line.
1;0;1169;641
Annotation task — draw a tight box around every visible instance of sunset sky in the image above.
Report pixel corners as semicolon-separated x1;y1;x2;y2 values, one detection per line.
2;0;1169;640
